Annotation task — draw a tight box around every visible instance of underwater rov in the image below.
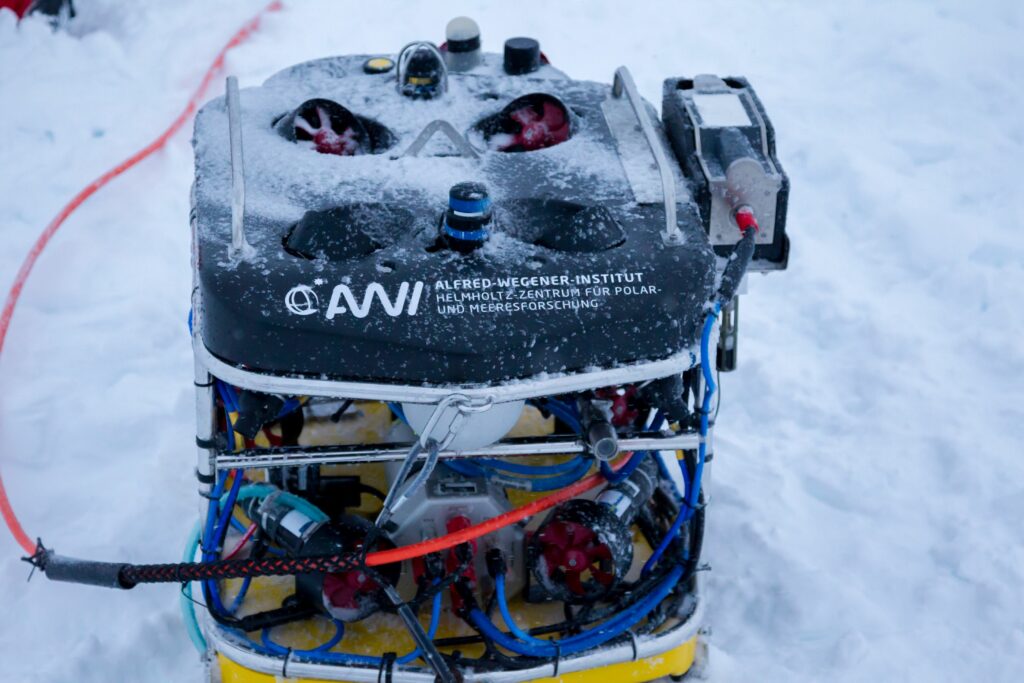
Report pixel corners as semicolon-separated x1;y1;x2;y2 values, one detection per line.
30;16;789;683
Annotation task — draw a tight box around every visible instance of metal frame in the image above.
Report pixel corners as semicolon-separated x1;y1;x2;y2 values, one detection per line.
612;66;681;245
213;431;701;471
192;327;697;404
206;578;704;683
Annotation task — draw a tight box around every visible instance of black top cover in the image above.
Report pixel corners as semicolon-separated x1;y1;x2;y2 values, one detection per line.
191;53;716;387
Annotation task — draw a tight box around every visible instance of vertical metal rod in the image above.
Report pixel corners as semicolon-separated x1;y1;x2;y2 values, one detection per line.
225;76;252;258
193;356;215;528
612;66;681;245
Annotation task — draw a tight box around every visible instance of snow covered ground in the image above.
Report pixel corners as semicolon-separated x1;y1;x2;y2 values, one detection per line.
1;1;1022;681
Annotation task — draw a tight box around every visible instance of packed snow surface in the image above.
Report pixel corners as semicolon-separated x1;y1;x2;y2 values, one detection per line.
1;1;1022;681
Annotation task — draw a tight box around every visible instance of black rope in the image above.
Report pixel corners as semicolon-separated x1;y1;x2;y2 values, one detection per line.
119;550;361;586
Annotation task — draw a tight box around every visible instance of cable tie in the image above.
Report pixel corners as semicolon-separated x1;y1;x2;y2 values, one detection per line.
377;652;397;683
194;379;215;388
195;436;219;450
384;652;397;683
22;538;49;580
282;647;293;679
627;629;640;661
552;643;563;678
194;469;216;485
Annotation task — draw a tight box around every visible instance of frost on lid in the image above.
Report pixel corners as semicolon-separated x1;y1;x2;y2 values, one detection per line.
191;54;661;253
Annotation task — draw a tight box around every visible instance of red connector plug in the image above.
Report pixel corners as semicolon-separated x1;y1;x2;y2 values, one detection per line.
733;206;759;235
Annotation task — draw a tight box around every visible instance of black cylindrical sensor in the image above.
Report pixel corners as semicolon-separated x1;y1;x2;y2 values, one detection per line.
503;37;541;75
442;182;492;253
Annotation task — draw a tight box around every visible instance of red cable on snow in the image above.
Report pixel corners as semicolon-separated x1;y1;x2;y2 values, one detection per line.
0;1;282;557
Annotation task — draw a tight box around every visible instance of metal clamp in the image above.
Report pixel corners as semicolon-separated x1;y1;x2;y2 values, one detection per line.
415;393;493;451
612;66;681;245
376;394;493;527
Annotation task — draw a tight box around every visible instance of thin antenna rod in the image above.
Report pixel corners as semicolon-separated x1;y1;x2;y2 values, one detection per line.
226;76;252;257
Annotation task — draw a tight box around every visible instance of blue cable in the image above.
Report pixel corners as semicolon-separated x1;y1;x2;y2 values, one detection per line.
492;566;682;653
252;582;443;666
440;397;591;486
206;482;327;620
387;402;408;425
472;565;684;657
599;411;665;484
475;456;585;476
215;381;238;450
495;574;548;646
205;470;245;614
600;449;646;483
312;620;347;653
260;620;347;657
642;305;719;575
536;398;581;433
258;621;378;665
215;380;301;438
520;457;592;491
229;577;252;614
396;585;444;665
444;455;591;492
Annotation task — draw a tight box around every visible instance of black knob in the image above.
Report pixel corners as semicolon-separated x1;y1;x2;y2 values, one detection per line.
503;37;540;75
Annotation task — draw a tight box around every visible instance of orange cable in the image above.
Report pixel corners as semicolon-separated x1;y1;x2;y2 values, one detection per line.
0;1;283;557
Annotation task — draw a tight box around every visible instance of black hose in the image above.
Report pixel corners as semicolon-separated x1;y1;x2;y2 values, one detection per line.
29;544;363;589
717;228;757;305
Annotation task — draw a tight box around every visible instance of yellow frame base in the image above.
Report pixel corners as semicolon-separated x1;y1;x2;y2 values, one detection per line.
215;635;696;683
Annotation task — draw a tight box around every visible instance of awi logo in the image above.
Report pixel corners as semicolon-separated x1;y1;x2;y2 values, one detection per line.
284;281;425;319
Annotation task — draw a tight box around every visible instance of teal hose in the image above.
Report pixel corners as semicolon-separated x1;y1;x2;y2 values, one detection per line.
236;484;329;522
182;482;329;654
180;521;207;654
